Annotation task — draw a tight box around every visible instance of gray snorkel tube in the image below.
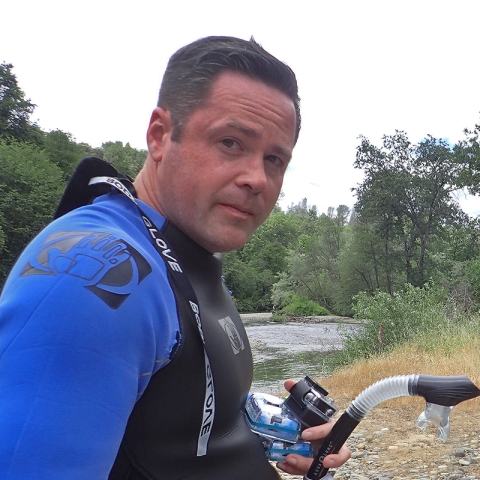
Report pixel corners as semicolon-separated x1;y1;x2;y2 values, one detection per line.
304;374;480;480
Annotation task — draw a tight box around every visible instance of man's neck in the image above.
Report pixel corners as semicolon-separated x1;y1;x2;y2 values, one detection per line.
133;164;161;214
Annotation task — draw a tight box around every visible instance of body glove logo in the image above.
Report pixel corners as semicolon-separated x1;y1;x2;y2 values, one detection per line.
21;231;152;308
218;316;245;354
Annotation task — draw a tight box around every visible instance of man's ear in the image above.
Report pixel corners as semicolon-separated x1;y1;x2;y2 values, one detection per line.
146;107;173;163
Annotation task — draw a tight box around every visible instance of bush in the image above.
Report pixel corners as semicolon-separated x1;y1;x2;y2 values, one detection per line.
270;310;291;322
231;298;256;313
335;283;454;365
281;295;331;316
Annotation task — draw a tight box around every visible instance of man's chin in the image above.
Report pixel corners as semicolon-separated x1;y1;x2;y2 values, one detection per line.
199;229;252;253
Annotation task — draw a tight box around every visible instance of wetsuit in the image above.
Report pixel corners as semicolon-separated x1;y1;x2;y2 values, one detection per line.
0;189;280;479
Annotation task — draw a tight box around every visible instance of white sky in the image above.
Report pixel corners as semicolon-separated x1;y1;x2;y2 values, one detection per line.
2;0;480;215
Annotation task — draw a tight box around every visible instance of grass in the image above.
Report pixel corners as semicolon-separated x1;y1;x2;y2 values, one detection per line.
318;327;480;412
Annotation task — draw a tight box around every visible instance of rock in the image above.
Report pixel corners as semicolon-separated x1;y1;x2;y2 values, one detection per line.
276;408;480;480
351;451;366;459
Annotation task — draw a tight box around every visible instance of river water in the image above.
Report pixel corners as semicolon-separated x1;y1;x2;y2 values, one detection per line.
244;317;361;394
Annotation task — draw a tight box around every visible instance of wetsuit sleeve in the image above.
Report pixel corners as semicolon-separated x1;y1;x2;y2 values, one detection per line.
0;226;179;479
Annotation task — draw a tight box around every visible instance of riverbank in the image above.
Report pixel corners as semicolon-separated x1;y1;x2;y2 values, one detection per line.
245;313;480;478
275;336;480;479
277;404;480;479
240;312;274;323
240;312;362;324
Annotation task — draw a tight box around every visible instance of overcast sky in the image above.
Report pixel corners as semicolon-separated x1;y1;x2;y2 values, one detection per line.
2;0;480;215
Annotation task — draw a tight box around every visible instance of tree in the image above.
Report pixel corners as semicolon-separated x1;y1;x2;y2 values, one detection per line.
101;141;146;179
0;141;65;283
0;63;43;145
42;129;90;180
455;121;480;193
223;209;303;311
270;204;351;314
337;219;405;309
354;131;466;287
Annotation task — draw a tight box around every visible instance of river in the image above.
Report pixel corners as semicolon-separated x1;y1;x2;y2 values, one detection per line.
243;314;362;394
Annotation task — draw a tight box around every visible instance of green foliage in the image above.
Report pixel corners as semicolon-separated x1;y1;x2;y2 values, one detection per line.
0;64;149;287
0;63;43;145
0;213;6;255
4;61;480;327
42;129;89;180
354;131;466;288
222;254;273;311
339;221;402;294
270;310;291;322
270;203;351;315
271;271;295;309
466;258;480;307
0;141;65;282
455;121;480;194
336;283;452;364
101;141;146;179
281;294;331;316
223;209;304;311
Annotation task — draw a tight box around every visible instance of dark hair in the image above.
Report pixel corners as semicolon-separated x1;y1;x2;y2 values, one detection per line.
158;36;301;144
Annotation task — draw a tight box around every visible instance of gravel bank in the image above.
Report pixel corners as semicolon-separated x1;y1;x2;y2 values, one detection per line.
240;312;274;323
240;313;361;324
277;406;480;479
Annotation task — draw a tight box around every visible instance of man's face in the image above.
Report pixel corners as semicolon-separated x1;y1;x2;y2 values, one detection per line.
149;71;297;252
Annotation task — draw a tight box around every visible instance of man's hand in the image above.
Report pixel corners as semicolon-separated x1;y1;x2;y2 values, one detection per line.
275;379;351;476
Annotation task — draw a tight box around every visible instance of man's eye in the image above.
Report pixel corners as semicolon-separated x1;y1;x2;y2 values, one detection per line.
266;155;283;166
221;138;239;149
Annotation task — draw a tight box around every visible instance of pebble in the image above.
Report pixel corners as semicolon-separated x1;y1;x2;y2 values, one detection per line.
277;428;480;480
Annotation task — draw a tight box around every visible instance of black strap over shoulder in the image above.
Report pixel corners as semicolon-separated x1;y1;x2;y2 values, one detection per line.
54;157;136;219
55;158;217;457
88;173;216;457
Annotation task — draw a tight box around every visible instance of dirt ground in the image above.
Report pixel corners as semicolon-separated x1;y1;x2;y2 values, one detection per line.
334;403;480;478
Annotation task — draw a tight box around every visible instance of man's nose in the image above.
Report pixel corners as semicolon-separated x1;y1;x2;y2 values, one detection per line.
235;154;268;193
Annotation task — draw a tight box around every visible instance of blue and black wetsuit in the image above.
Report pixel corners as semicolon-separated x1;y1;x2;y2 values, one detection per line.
0;191;280;479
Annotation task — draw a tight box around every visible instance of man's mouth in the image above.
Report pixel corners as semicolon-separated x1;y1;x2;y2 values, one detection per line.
220;203;254;217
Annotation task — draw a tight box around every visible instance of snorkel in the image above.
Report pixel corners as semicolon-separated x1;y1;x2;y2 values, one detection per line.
304;374;480;480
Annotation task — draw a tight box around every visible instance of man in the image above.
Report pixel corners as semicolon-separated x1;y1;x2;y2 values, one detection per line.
0;36;349;479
